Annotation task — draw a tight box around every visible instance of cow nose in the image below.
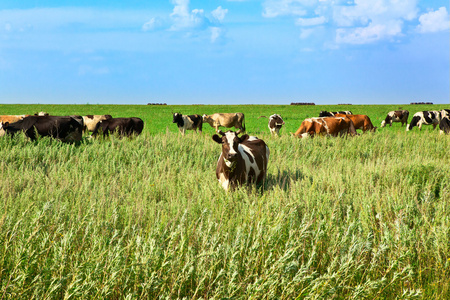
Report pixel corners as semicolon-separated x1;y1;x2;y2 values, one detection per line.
227;153;236;160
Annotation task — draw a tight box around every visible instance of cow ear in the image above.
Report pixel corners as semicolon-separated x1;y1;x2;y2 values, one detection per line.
239;134;250;142
212;134;223;144
3;122;9;127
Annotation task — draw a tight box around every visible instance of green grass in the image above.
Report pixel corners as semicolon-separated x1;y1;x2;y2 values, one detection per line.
0;104;449;299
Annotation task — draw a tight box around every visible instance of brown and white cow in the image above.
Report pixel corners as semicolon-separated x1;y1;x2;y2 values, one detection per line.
82;115;113;133
203;113;245;132
335;114;376;132
406;111;441;131
212;130;269;191
293;117;357;138
172;113;202;135
259;114;285;136
381;110;409;127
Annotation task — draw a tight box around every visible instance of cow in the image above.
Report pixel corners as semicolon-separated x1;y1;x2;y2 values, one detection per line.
212;130;269;191
202;113;245;132
293;117;357;138
92;117;144;137
34;112;49;116
172;113;203;135
258;114;285;136
439;116;450;134
0;115;83;142
406;111;441;131
335;114;376;132
0;115;30;137
441;109;450;118
319;110;353;117
82;115;113;133
380;110;409;127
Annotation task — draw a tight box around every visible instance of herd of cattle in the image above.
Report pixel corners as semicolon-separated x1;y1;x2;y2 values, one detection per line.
0;113;143;142
172;109;450;190
1;109;449;191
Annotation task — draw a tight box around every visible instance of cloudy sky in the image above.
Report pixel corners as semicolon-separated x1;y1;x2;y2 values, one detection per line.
0;0;448;105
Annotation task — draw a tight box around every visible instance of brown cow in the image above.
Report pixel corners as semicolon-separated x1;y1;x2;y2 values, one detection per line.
381;110;409;127
293;117;356;138
82;115;113;133
335;114;376;132
202;113;245;132
212;130;269;191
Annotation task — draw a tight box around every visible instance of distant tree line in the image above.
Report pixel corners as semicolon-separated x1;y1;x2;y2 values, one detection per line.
290;102;315;105
410;102;433;105
147;103;167;105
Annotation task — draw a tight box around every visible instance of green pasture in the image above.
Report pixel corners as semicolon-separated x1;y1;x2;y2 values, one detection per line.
0;104;449;299
1;103;448;135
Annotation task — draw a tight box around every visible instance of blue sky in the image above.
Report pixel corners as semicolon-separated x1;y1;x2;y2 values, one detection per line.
0;0;449;105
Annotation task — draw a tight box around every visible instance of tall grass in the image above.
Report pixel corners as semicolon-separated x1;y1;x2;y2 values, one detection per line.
1;122;449;299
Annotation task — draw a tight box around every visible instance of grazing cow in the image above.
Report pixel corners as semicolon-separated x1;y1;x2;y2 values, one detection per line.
0;115;83;142
0;115;30;136
202;113;245;132
381;110;409;127
212;130;269;191
172;113;203;135
82;115;113;133
258;114;285;136
92;117;144;137
293;117;357;138
439;116;450;134
441;109;450;118
335;114;376;132
319;110;353;117
406;111;441;131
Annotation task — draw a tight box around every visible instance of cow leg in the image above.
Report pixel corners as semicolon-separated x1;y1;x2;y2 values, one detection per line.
433;123;437;129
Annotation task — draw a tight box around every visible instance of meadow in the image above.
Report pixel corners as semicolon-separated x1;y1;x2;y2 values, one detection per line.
0;103;449;299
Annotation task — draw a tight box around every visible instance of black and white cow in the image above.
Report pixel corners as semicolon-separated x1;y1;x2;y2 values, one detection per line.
258;114;285;136
406;111;441;131
0;115;83;142
441;109;450;118
319;110;353;117
439;116;450;134
172;113;203;135
381;110;409;127
212;130;270;191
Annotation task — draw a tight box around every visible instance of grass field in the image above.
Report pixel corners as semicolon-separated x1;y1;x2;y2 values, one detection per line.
1;104;449;299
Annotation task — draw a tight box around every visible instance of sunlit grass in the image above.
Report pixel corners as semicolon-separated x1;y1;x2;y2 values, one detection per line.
0;104;449;299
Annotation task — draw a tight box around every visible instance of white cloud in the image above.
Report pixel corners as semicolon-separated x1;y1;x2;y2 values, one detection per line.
262;0;425;45
336;20;403;44
296;16;327;26
263;0;314;18
142;18;162;31
212;6;228;23
166;0;228;42
417;7;450;33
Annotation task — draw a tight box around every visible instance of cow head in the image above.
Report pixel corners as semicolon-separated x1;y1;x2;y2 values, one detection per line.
270;114;285;127
0;122;9;137
319;111;333;117
173;113;182;123
212;130;249;166
202;114;212;123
